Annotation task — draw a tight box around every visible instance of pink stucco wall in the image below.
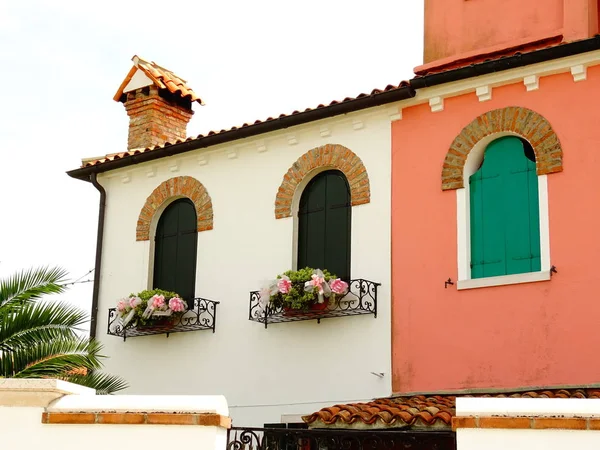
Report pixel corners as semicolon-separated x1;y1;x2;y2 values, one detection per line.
422;0;598;69
391;66;600;393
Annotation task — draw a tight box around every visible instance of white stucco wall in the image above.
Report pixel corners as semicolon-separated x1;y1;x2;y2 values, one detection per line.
458;428;600;450
456;397;600;450
0;380;228;450
94;106;395;426
2;414;226;450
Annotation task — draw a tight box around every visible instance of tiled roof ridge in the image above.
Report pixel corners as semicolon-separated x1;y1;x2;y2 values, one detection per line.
302;388;600;429
113;55;204;106
134;55;188;82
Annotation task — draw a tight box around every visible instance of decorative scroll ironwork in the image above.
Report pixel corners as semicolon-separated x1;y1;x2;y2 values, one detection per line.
249;279;379;328
107;298;219;341
227;427;456;450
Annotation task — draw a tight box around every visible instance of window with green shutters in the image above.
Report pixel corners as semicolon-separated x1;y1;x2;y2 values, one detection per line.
153;198;197;306
469;136;541;279
297;170;351;281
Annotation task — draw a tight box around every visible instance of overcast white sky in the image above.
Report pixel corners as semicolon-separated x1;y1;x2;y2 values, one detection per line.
0;0;424;317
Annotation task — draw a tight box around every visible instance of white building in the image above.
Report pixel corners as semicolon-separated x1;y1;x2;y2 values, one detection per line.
68;56;411;427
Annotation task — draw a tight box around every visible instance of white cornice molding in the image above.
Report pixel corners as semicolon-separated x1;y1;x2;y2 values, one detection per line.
429;96;444;112
524;74;540;91
387;105;402;121
405;50;600;111
255;140;267;152
319;126;331;137
352;119;365;130
476;85;492;102
571;64;587;82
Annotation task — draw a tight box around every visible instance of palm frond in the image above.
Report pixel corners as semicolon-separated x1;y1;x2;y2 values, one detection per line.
64;371;129;395
1;337;103;379
0;302;88;352
0;266;68;311
0;267;128;395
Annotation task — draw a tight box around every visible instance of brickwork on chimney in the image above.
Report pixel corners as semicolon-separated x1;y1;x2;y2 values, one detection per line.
441;106;563;190
124;87;193;151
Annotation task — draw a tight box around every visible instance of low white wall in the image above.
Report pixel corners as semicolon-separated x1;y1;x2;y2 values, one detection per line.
0;379;229;450
456;397;600;450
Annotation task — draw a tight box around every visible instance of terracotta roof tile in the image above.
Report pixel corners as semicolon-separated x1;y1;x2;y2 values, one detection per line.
82;82;408;168
113;55;203;105
303;389;600;430
413;34;564;76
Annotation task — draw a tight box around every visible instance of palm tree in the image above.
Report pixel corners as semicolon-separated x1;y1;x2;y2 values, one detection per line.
0;266;127;394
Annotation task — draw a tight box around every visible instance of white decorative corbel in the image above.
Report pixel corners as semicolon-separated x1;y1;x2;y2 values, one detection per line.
197;155;208;166
429;96;444;113
121;173;131;184
476;85;492;102
352;119;364;130
523;75;539;91
256;140;267;153
227;149;238;159
287;135;298;146
168;160;180;172
146;167;156;178
319;126;331;138
571;64;587;82
387;106;402;121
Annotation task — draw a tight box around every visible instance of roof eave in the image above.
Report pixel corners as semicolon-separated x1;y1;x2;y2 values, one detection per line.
66;85;416;181
410;34;600;89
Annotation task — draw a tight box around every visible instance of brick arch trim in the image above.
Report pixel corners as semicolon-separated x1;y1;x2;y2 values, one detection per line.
442;107;563;190
136;176;213;241
274;144;370;219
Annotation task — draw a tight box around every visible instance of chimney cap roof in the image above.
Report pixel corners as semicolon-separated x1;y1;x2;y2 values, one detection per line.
113;55;204;105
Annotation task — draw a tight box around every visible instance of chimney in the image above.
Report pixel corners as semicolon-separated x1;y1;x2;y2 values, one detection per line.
114;56;204;150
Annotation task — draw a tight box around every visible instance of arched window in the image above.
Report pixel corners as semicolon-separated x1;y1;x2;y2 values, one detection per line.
469;136;541;279
297;170;351;281
153;198;197;304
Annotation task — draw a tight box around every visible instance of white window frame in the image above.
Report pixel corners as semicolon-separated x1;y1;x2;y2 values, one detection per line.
456;132;551;290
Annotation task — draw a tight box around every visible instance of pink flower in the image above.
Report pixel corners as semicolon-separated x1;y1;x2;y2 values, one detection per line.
329;278;348;295
310;274;325;295
277;276;292;294
117;299;128;312
151;294;165;309
168;297;186;312
129;296;141;308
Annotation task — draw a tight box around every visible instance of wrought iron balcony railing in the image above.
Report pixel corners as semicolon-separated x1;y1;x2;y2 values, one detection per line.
227;426;456;450
107;298;219;341
249;279;380;328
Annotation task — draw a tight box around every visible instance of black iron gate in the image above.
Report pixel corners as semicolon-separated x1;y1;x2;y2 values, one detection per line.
227;427;456;450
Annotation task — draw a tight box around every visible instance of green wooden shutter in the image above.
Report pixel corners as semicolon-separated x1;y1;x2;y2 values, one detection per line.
469;137;541;279
153;199;197;305
298;170;351;280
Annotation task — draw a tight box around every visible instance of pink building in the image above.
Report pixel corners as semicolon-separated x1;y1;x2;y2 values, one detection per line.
392;0;600;394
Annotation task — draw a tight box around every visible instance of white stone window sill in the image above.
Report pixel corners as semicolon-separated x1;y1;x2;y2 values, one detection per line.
457;270;551;290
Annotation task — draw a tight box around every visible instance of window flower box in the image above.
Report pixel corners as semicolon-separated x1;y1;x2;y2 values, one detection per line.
249;268;380;328
107;289;219;340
